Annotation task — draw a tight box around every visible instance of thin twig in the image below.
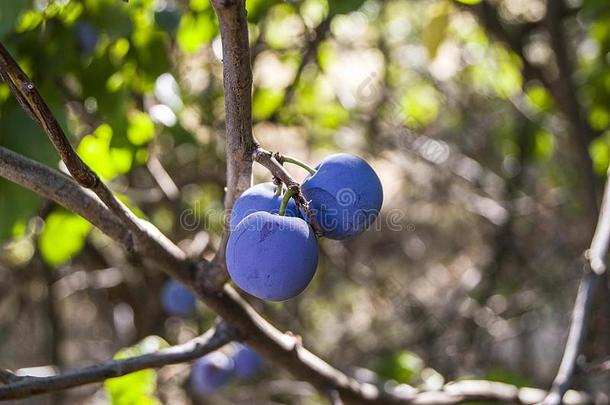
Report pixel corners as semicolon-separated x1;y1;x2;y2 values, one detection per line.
0;41;197;283
252;148;323;235
146;155;180;201
0;323;236;400
541;174;610;405
277;16;332;113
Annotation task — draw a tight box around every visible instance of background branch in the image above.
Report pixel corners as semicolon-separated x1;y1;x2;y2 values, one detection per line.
542;174;610;404
0;323;235;400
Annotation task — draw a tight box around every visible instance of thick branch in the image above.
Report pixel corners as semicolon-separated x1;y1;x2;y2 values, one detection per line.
212;0;257;206
0;324;235;400
208;0;258;287
0;147;129;246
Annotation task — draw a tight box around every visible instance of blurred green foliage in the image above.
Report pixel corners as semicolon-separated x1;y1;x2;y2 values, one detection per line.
39;208;91;266
105;336;169;404
2;0;610;402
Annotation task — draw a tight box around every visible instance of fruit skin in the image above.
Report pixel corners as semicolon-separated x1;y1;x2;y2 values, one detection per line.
74;22;98;55
301;153;383;240
190;352;234;396
226;211;318;301
232;344;263;379
160;279;196;317
229;182;298;231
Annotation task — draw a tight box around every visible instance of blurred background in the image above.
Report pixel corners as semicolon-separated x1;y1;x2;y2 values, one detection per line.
1;0;610;403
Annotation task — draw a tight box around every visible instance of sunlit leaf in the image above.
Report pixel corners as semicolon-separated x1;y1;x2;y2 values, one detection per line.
176;12;217;54
401;82;442;127
128;111;155;145
590;134;610;175
589;106;610;131
378;351;425;384
105;336;169;405
533;129;554;160
422;1;452;59
15;10;43;33
39;209;91;266
253;88;284;120
526;85;553;112
77;124;133;180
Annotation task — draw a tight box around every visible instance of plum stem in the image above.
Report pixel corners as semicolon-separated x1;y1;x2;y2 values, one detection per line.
273;177;282;197
279;188;296;216
279;155;316;175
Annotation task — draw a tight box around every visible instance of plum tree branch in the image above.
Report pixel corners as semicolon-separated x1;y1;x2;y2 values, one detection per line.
0;138;595;404
208;0;258;287
0;2;603;404
0;147;129;247
0;43;129;229
0;323;235;400
0;40;197;285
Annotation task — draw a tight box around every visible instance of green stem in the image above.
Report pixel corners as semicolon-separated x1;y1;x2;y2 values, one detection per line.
274;181;282;197
279;188;296;216
281;155;316;175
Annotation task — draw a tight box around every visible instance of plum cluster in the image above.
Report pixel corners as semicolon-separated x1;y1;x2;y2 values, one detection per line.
227;153;383;301
190;344;263;396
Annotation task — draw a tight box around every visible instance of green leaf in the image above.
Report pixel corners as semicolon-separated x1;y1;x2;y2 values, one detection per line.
15;10;44;33
328;0;367;16
590;133;610;175
128;111;155;145
0;0;28;37
39;209;91;267
484;368;532;388
422;1;451;59
253;88;284;121
455;0;481;4
246;0;280;22
533;129;554;160
190;0;211;12
105;336;169;405
176;11;217;54
526;85;553;112
378;351;425;384
77;124;133;180
589;106;610;131
401;82;442;127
